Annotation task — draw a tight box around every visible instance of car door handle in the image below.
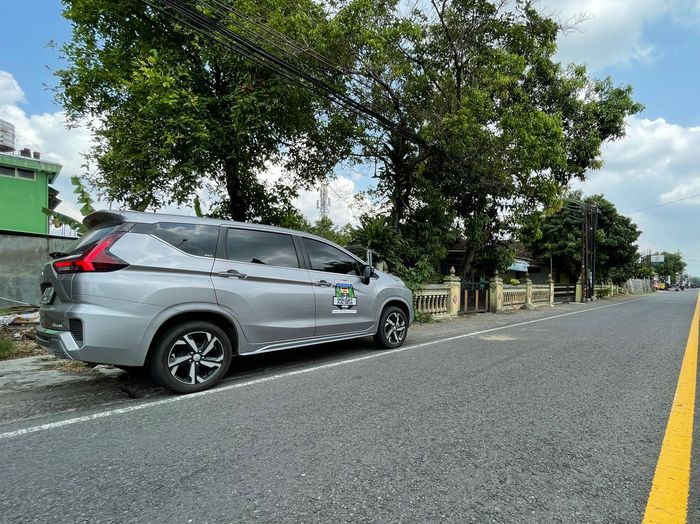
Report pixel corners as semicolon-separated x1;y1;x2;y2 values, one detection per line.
313;280;334;287
217;269;247;279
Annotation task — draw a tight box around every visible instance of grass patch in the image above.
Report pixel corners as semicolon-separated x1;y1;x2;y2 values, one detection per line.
0;336;43;360
414;311;436;324
0;337;14;359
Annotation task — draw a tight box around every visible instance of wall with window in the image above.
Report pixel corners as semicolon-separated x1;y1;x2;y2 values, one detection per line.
0;158;56;235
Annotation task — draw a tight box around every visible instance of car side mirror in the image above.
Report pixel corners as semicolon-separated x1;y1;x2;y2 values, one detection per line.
361;264;373;284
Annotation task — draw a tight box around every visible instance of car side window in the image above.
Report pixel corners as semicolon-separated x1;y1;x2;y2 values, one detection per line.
304;238;360;275
225;228;300;268
148;222;218;257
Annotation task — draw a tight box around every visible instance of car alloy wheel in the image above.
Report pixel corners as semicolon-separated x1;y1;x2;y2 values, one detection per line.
383;311;407;345
374;306;409;349
167;331;225;386
150;321;233;394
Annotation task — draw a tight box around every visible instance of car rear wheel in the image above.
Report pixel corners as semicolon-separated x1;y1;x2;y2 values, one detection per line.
150;321;232;394
374;306;408;349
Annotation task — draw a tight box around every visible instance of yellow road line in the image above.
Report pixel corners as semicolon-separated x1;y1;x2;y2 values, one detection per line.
643;291;700;523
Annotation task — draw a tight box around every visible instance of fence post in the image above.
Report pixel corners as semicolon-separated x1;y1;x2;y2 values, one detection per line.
443;266;461;317
489;271;503;312
575;279;582;302
524;272;534;309
546;273;554;306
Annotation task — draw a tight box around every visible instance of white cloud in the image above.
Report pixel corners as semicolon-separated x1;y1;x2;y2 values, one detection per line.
0;71;93;223
0;71;25;106
573;115;700;274
659;181;700;205
535;0;683;71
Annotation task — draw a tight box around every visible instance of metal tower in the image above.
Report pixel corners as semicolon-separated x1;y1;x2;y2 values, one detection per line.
317;181;331;219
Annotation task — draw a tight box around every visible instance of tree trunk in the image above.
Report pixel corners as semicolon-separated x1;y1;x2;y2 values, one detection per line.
459;247;476;281
224;158;248;222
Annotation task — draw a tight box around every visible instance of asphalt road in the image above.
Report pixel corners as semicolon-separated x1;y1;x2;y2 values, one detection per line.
0;292;697;523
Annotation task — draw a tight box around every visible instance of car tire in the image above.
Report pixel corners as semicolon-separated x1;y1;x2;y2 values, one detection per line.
149;321;233;394
374;306;409;349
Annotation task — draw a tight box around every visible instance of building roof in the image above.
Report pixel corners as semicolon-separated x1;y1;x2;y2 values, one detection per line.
0;152;62;184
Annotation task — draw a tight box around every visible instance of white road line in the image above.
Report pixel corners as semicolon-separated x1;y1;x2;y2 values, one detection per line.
0;296;649;440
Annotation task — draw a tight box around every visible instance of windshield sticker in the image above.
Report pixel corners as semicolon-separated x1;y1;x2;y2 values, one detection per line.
332;281;357;314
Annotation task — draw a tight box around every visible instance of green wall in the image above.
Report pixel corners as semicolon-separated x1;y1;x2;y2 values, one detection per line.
0;154;62;235
0;172;49;234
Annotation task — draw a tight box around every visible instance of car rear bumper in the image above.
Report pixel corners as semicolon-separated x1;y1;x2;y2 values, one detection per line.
36;327;78;360
36;296;160;366
36;324;149;367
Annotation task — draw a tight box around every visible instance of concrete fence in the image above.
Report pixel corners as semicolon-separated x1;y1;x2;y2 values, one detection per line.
0;231;76;307
594;282;623;297
489;272;555;312
413;268;461;319
624;278;652;294
414;269;558;319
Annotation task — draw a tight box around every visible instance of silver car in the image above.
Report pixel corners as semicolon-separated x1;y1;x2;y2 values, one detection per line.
37;211;413;393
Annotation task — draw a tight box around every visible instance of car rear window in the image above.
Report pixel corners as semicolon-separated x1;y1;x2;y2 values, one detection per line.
225;228;300;268
147;222;219;258
65;224;121;256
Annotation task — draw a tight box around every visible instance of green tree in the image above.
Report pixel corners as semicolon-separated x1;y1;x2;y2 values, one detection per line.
305;216;353;246
339;0;642;279
57;0;354;222
648;252;686;285
524;192;642;284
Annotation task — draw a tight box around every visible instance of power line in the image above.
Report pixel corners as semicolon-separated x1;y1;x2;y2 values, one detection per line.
624;192;700;215
143;0;426;147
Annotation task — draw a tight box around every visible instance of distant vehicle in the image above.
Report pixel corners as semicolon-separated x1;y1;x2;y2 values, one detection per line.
36;211;413;393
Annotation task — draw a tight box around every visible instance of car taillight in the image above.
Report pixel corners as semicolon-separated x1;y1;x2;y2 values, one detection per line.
53;231;129;274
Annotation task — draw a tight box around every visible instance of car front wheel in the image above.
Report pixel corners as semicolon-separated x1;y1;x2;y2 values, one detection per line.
150;321;233;394
374;306;408;349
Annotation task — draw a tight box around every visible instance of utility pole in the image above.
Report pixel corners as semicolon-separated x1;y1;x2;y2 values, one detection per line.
591;205;598;299
581;205;588;302
578;201;599;302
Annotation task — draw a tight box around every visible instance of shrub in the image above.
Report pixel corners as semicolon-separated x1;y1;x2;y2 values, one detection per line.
596;287;612;298
414;311;435;324
0;337;15;360
507;278;520;285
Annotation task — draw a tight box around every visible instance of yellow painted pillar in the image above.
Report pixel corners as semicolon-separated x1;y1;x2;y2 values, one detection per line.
443;266;461;317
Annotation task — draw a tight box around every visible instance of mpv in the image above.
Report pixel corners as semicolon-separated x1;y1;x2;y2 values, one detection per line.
37;211;413;393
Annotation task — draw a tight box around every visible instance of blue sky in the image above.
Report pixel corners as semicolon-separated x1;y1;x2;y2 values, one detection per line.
1;0;700;274
0;2;69;115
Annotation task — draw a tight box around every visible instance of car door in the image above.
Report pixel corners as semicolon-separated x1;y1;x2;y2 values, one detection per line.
302;237;379;336
212;227;316;344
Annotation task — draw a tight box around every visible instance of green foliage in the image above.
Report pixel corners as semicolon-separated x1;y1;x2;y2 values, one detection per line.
71;175;95;216
639;252;687;284
42;208;86;234
41;175;95;234
596;287;611;298
304;217;353;246
56;0;643;282
193;196;203;218
57;0;355;223
507;278;520;286
523;192;642;284
0;337;14;360
413;311;435;324
344;0;642;280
